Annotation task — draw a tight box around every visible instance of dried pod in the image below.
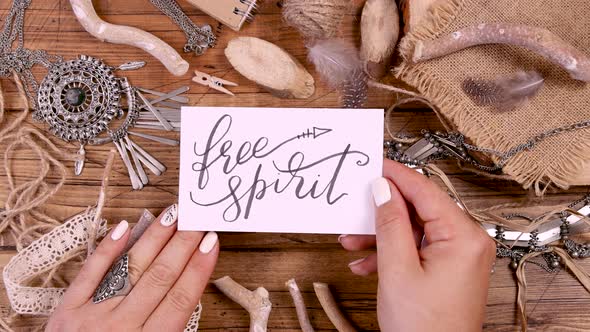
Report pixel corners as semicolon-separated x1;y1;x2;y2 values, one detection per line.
225;37;315;99
360;0;400;79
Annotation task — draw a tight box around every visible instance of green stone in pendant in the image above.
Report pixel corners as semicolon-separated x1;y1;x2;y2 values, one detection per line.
65;88;86;107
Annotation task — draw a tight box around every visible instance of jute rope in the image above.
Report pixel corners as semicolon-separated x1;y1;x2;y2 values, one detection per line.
282;0;351;40
384;96;437;144
0;73;96;330
0;72;80;248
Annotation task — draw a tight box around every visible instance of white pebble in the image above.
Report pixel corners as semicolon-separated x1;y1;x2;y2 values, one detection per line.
499;29;505;34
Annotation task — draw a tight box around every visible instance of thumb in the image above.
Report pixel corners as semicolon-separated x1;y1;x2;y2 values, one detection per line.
372;177;421;278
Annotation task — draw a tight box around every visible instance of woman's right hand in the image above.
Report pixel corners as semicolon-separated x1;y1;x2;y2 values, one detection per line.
340;160;496;331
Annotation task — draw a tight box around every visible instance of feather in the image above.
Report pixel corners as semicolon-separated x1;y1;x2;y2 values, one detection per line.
307;39;362;88
342;69;369;108
462;70;545;112
307;39;368;108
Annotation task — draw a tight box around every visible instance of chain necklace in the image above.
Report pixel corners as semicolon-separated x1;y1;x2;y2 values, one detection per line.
149;0;216;55
386;118;590;173
0;0;62;105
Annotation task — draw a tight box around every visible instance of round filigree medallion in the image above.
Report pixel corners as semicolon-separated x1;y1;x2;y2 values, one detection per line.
36;55;122;143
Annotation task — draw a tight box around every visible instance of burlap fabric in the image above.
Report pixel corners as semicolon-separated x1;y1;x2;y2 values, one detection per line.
396;0;590;195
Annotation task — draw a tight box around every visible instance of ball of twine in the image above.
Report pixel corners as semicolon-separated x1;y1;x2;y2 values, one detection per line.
282;0;350;40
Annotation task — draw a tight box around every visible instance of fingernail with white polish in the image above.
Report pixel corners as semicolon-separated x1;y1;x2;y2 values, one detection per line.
371;177;392;207
199;232;218;254
111;220;129;241
348;257;366;267
338;235;348;243
160;204;178;227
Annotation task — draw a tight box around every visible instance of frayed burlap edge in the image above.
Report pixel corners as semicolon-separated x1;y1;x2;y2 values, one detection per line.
394;0;590;195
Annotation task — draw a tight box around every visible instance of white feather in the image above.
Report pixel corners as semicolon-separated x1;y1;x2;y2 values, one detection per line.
307;39;362;88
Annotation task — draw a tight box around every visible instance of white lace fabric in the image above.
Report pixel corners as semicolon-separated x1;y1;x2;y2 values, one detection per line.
3;208;106;315
2;208;202;330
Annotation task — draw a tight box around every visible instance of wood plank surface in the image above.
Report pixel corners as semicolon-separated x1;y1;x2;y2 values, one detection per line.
1;0;590;331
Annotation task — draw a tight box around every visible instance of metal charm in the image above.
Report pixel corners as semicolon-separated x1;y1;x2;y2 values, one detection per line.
93;253;132;304
149;0;217;55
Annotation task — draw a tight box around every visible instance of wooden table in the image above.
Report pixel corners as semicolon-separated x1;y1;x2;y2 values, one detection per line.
1;1;590;330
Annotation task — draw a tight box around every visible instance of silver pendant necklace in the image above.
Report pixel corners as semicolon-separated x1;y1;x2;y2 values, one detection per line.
1;1;185;190
34;54;185;190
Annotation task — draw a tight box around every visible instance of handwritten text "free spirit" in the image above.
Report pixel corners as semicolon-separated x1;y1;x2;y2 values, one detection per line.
189;114;370;222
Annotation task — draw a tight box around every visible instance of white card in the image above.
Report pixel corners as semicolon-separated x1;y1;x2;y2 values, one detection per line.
178;107;383;234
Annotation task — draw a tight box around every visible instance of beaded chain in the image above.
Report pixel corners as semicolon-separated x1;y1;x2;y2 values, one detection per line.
495;194;590;272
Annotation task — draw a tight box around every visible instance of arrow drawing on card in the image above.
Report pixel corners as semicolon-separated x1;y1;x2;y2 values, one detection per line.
250;126;334;157
296;127;333;139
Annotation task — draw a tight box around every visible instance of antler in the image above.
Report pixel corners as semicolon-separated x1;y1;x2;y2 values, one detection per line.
214;276;272;332
412;23;590;82
69;0;189;76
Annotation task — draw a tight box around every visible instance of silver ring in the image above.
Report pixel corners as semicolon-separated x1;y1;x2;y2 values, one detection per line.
93;253;133;304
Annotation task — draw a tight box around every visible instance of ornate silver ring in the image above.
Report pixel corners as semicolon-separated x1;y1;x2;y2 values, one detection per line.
92;253;133;304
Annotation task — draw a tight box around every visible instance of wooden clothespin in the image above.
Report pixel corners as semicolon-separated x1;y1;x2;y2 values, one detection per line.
192;70;238;96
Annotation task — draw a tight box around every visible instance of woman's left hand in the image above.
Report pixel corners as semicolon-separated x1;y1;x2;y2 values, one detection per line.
46;204;219;332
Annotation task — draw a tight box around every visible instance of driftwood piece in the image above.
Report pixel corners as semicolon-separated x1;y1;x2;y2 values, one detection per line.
285;279;314;332
214;276;272;332
225;37;315;99
399;0;439;33
360;0;400;79
412;23;590;82
313;282;356;332
69;0;189;76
